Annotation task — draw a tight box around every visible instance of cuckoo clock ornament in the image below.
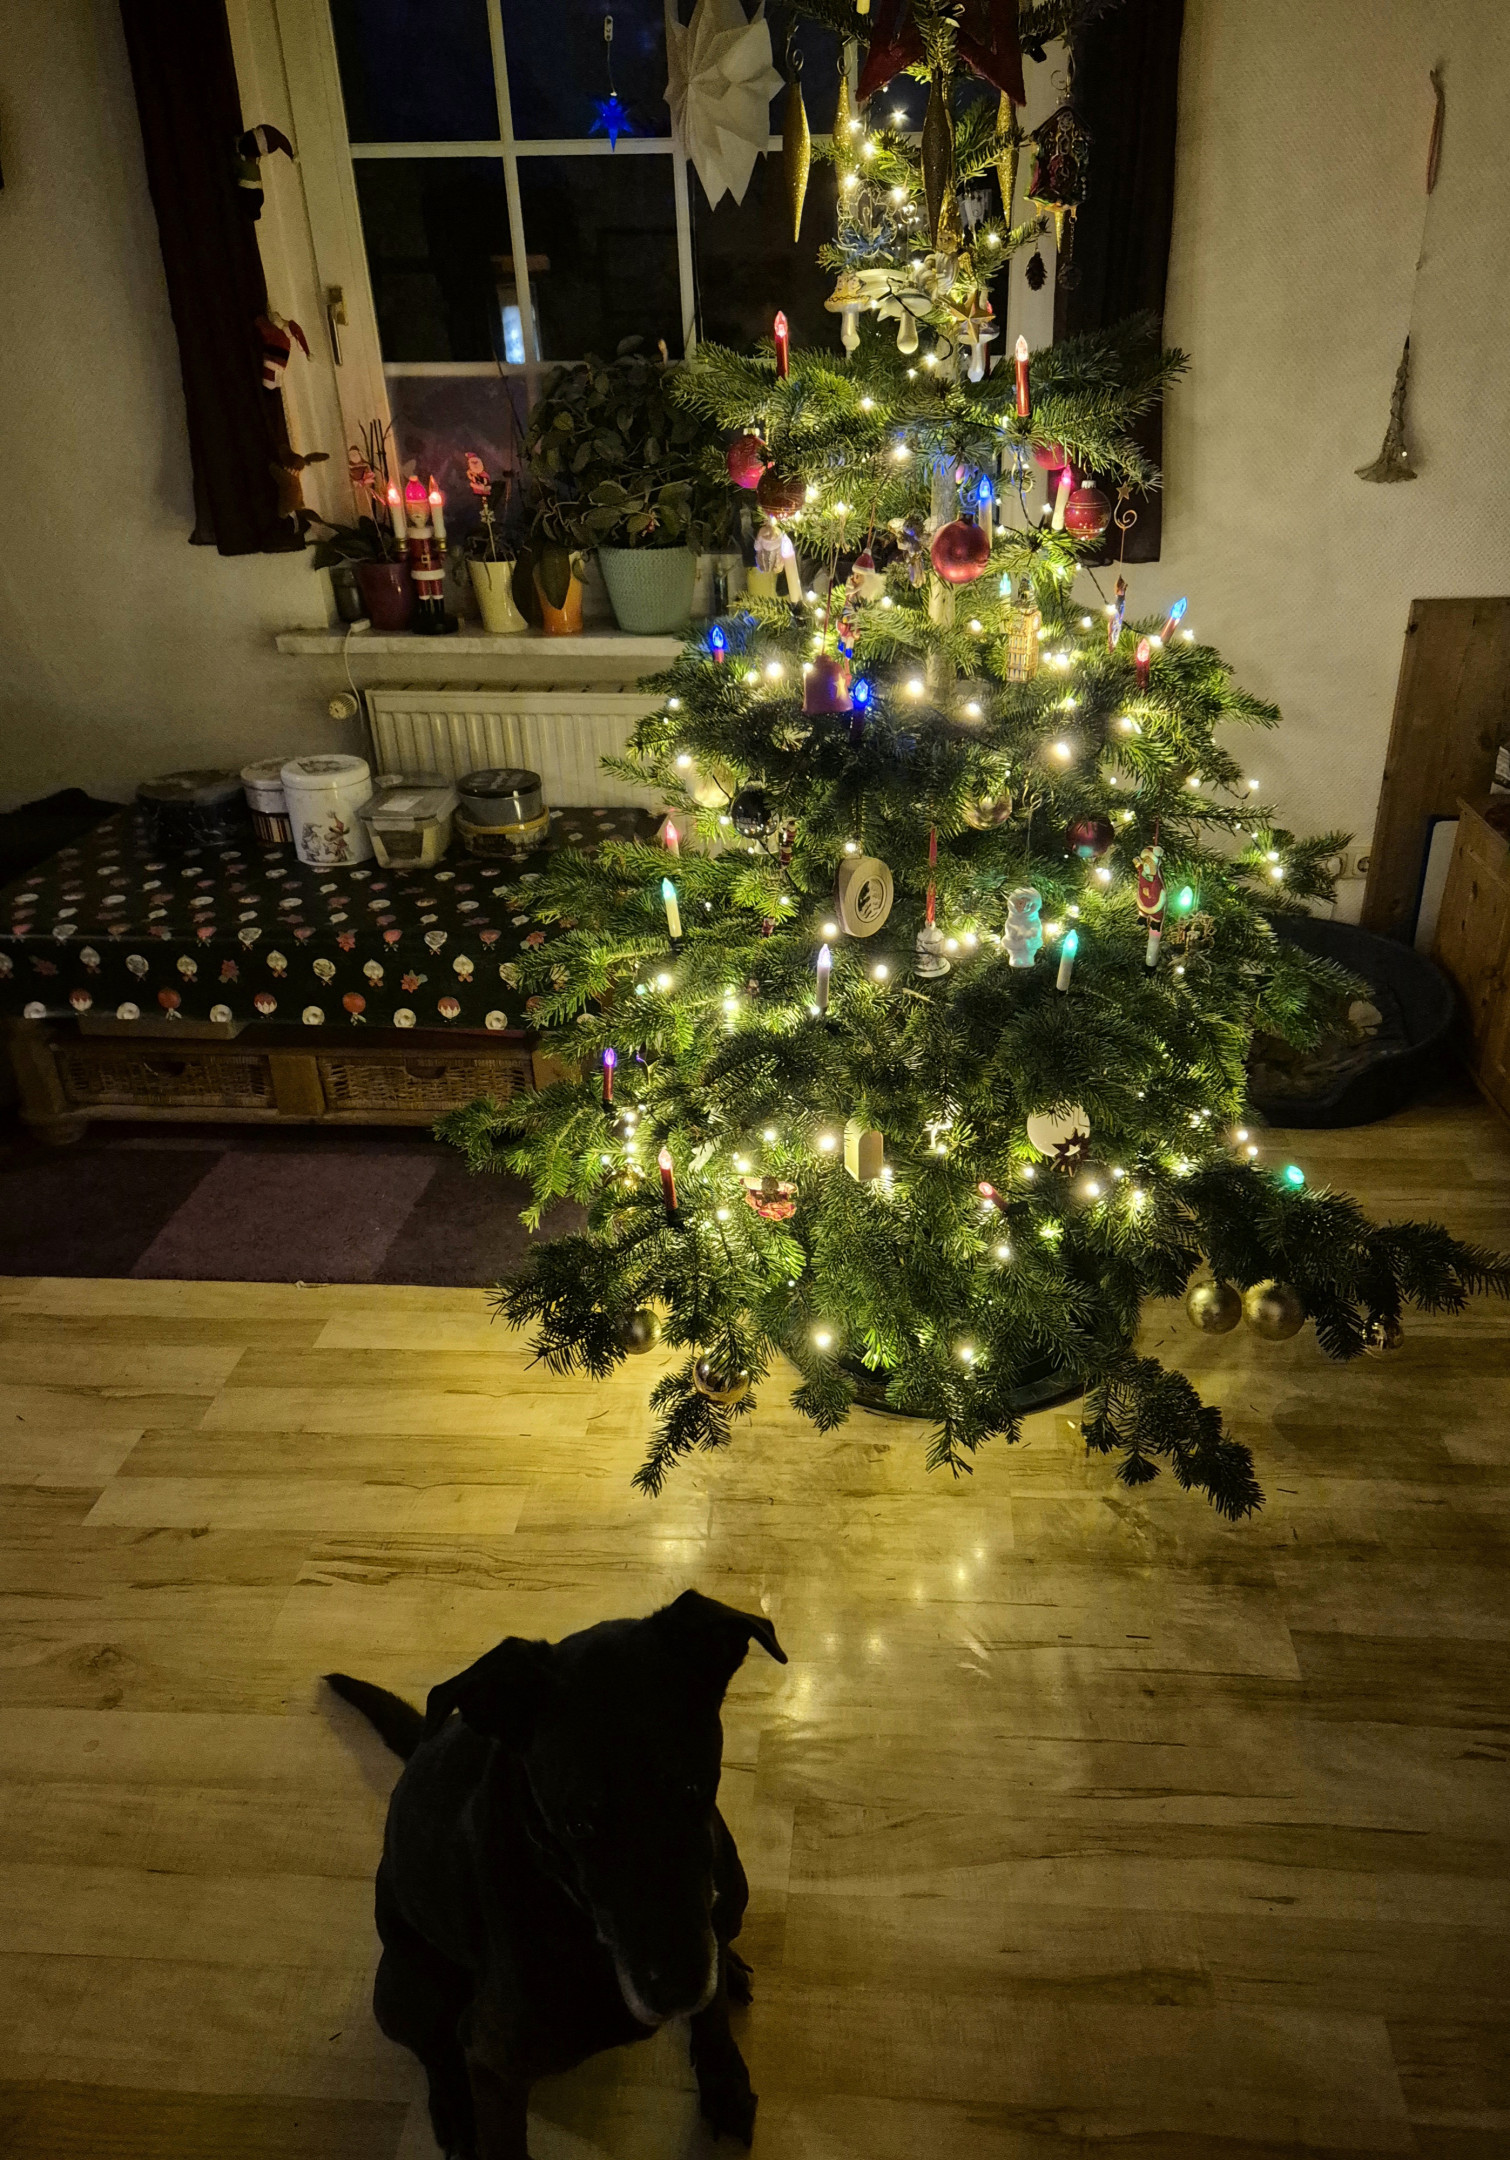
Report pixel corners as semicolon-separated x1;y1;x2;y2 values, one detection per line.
1028;99;1090;271
930;518;991;584
726;433;767;489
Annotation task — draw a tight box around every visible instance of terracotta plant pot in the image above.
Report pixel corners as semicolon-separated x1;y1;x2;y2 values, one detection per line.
534;569;584;636
469;559;528;634
354;560;414;632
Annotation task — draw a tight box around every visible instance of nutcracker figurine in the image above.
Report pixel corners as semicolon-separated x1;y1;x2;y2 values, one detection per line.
402;475;455;635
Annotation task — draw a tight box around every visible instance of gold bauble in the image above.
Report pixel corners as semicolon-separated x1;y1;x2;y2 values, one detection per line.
1185;1279;1242;1334
961;791;1013;829
1242;1280;1306;1342
616;1308;662;1356
1363;1313;1404;1356
692;1356;751;1406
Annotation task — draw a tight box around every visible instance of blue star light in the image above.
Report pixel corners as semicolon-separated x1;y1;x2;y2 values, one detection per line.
590;93;633;150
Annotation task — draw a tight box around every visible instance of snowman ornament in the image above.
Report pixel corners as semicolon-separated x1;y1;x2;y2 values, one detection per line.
1004;887;1043;968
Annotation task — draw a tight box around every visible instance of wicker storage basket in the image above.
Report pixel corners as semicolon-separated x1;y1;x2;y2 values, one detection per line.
316;1049;531;1112
56;1046;274;1110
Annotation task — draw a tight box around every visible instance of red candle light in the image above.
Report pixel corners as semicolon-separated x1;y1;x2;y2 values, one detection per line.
661;817;680;857
1135;635;1153;687
1013;334;1031;420
602;1045;616;1106
657;1146;678;1217
773;310;790;379
925;824;938;926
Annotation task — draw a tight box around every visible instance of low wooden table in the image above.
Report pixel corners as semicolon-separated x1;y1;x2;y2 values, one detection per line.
1;804;642;1141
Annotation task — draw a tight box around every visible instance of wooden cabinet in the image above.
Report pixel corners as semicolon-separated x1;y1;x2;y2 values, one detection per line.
1433;801;1510;1120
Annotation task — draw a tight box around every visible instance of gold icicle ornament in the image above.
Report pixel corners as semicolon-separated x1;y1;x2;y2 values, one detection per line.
995;91;1021;220
783;54;811;242
921;65;956;248
833;69;853;149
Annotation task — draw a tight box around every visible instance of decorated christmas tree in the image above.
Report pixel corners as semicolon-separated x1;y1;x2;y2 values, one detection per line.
444;0;1508;1514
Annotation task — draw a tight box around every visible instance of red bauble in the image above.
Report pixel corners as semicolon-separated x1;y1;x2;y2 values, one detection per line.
756;467;805;519
1066;815;1116;861
803;655;852;716
929;518;992;584
1033;442;1068;470
1064;480;1113;539
726;433;767;490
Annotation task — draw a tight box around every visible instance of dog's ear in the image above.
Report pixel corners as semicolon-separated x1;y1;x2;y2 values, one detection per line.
657;1590;787;1696
424;1636;557;1746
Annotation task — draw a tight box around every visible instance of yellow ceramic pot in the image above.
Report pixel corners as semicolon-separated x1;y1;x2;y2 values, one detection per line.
534;569;585;636
469;559;528;634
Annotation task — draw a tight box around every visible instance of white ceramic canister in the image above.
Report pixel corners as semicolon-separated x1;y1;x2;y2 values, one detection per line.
280;754;375;868
241;758;294;845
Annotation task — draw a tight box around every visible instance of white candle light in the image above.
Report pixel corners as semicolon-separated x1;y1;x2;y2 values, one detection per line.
386;482;407;544
1052;465;1074;532
816;942;832;1014
661;876;682;941
1055;927;1078;992
427;476;446;544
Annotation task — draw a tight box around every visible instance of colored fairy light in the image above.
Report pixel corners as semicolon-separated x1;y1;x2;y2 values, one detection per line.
601;1045;616;1105
1159;596;1188;642
1283;1163;1305;1187
1176;885;1195;911
709;625;728;663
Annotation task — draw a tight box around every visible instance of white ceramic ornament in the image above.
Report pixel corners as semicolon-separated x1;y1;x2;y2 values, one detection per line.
1025;1104;1092;1169
834;853;894;937
914;921;950;977
1004;886;1043;967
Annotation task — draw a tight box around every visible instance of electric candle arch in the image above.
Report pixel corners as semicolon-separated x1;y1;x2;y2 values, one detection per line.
442;3;1510;1510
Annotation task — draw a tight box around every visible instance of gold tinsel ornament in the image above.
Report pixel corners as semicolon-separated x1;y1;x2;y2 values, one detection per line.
782;49;811;242
994;90;1021;221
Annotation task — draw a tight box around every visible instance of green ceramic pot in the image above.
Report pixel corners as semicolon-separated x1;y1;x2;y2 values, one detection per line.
597;545;697;635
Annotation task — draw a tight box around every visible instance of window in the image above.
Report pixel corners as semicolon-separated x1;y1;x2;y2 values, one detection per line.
279;0;842;527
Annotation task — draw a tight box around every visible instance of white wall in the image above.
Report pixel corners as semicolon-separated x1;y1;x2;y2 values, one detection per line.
1149;0;1510;907
0;0;343;812
2;0;1508;850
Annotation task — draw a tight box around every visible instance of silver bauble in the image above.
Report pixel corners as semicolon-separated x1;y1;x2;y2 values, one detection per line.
1243;1279;1306;1342
1185;1279;1242;1334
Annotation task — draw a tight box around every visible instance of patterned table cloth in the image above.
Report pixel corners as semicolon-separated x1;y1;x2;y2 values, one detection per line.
0;805;653;1034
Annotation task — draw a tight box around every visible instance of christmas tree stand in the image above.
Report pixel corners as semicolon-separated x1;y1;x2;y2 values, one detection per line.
843;1348;1084;1419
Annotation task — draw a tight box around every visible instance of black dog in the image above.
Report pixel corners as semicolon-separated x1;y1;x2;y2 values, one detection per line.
326;1590;786;2159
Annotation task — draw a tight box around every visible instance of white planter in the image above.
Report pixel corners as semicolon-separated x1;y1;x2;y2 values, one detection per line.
281;754;375;867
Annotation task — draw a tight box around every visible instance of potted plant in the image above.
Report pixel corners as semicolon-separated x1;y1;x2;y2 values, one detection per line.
524;340;726;636
462;453;529;634
310;421;414;631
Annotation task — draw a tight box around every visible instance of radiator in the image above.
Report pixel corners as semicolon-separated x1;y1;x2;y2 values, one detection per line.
364;685;664;809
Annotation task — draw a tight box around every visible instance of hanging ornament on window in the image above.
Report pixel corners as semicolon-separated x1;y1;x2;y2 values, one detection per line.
1025;1103;1092;1169
727;433;767;489
1003;577;1042;682
664;0;783;209
835;852;894;936
782;44;811;241
1028;98;1090;281
589;16;635;148
1003;885;1043;967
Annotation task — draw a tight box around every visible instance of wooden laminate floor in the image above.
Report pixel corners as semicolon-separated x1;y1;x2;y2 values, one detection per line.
1;1091;1508;2159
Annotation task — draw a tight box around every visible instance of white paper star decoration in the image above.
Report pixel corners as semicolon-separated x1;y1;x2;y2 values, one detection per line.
664;0;784;210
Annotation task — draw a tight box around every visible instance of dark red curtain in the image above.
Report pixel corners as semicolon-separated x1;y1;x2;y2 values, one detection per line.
118;0;301;554
1056;0;1184;561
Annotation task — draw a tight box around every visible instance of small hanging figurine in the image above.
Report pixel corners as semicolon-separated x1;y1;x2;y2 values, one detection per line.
783;43;810;241
1135;839;1167;968
1004;886;1043;967
1003;577;1041;683
234;122;294;220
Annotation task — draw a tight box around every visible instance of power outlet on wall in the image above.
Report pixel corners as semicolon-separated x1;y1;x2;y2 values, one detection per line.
1325;847;1372;882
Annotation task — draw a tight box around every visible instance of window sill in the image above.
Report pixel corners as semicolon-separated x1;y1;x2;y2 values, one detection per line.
274;626;686;661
